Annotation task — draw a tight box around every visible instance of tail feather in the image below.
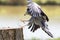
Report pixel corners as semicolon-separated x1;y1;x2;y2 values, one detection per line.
41;20;53;38
42;28;53;38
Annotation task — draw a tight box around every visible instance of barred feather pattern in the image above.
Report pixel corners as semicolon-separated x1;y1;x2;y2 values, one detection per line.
26;0;53;38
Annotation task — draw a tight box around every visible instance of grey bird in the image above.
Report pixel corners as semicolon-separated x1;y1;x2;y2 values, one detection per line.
24;0;53;38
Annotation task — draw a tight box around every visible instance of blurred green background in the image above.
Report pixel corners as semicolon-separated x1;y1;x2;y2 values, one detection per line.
0;0;60;40
0;0;60;5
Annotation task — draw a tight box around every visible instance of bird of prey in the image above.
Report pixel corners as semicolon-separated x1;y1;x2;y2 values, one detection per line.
24;0;53;38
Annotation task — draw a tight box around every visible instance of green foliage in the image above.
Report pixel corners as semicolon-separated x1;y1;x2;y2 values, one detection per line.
31;37;60;40
35;1;41;5
0;0;26;5
31;37;40;40
48;38;60;40
34;0;60;5
45;1;57;5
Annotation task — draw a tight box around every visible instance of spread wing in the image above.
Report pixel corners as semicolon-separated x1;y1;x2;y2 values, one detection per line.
27;3;49;21
26;2;53;38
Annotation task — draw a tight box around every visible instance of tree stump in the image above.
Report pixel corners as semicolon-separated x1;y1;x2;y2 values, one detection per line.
0;28;24;40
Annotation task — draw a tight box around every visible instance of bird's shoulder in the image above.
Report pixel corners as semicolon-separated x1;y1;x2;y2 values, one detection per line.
32;2;41;8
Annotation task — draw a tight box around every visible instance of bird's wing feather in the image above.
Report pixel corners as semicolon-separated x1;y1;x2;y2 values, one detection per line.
37;6;49;21
42;28;53;38
41;10;49;21
27;2;49;22
27;2;42;17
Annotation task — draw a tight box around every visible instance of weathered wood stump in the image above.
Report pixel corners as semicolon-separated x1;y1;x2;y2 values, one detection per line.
0;28;24;40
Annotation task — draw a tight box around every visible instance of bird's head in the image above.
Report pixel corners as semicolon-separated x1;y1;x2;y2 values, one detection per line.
27;0;32;4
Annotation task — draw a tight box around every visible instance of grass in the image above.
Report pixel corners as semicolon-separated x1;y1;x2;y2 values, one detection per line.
48;38;60;40
31;37;40;40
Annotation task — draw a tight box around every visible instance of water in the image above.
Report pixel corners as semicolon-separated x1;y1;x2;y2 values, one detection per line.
0;5;60;39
